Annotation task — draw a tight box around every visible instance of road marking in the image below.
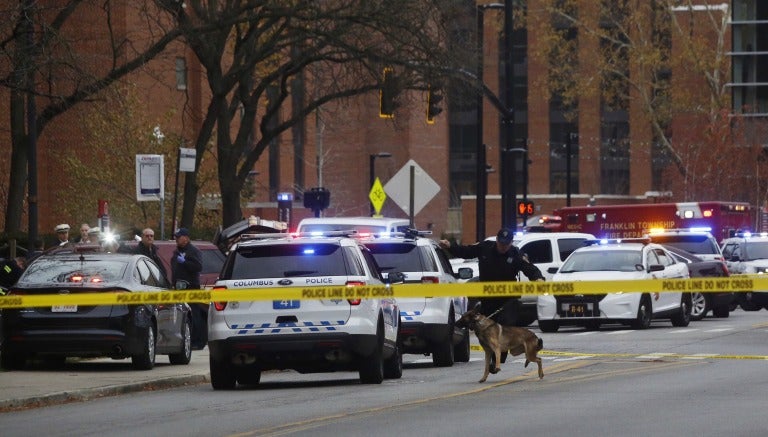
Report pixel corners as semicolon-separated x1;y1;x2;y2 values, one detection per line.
669;329;698;334
606;330;634;335
704;328;733;332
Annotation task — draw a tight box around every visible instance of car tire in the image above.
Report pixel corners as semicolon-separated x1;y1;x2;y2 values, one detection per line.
169;316;192;365
671;294;691;327
210;354;237;390
631;295;653;329
383;339;403;379
359;319;384;384
432;312;455;367
712;305;730;318
131;325;156;370
453;328;471;363
538;320;559;333
740;293;762;311
689;292;708;321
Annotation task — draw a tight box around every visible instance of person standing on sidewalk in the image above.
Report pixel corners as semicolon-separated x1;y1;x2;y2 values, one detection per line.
171;228;206;349
133;228;167;279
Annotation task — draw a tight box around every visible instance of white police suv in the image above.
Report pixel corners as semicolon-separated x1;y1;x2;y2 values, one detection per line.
538;238;691;332
721;232;768;310
361;231;473;367
207;232;401;389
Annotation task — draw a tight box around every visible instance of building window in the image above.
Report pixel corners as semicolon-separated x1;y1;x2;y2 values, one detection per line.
175;57;187;90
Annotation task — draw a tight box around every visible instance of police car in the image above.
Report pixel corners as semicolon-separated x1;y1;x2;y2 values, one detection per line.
361;230;473;367
721;232;768;310
537;238;691;332
207;232;402;389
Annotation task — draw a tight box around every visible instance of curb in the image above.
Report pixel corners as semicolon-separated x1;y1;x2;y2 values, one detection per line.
0;374;209;412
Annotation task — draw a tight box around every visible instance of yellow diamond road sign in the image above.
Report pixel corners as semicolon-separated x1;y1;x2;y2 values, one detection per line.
369;177;387;215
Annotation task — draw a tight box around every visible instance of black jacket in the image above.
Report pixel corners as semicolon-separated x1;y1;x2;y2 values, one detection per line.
170;242;203;289
447;240;543;282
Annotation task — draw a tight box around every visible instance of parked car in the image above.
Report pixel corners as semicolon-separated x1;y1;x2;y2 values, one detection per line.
207;231;402;389
663;245;732;320
537;238;691;332
1;248;192;370
361;230;473;367
720;232;768;310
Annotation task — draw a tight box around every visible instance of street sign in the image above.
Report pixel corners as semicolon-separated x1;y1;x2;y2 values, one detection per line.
135;154;165;201
383;159;440;216
369;177;387;215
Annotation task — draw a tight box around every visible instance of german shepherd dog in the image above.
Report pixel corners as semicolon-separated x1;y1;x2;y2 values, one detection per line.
456;306;544;383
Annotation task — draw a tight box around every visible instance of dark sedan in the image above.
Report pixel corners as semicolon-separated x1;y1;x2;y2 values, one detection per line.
0;248;192;370
664;245;733;320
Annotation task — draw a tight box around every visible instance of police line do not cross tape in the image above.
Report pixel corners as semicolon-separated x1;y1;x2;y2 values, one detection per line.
0;276;766;308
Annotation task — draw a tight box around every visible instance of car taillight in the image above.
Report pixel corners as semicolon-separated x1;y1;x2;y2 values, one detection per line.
421;276;439;284
212;285;228;311
346;281;365;305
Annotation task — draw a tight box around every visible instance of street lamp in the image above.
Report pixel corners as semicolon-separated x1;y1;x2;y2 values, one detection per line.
476;3;504;242
369;152;392;216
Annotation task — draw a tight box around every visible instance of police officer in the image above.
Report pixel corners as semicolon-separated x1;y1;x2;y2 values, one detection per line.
171;228;206;349
54;224;73;248
439;228;544;326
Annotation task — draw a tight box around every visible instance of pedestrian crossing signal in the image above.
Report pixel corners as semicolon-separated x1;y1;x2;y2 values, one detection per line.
517;200;534;216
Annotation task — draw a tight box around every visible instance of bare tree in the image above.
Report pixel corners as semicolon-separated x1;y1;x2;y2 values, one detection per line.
155;0;463;228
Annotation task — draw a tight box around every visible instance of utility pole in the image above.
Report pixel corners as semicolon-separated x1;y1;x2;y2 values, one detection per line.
501;0;516;231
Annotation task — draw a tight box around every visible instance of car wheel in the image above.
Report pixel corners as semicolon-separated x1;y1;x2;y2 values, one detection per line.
671;294;691;327
453;328;471;363
538;320;559;333
210;354;236;390
131;325;156;370
740;293;762;311
169;316;192;365
689;292;708;321
631;295;653;329
383;339;403;379
432;312;455;367
359;319;384;384
712;305;730;318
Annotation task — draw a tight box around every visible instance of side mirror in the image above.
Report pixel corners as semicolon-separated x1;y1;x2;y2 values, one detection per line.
730;254;741;262
386;271;405;284
648;264;665;273
457;267;474;280
547;266;559;274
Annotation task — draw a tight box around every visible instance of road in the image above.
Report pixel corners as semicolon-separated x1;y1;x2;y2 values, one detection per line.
2;310;767;436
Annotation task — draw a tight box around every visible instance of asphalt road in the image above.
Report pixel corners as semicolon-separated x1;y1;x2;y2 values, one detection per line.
2;310;768;436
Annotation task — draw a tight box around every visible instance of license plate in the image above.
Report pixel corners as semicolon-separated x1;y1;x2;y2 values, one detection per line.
52;305;78;313
273;300;300;310
563;303;593;317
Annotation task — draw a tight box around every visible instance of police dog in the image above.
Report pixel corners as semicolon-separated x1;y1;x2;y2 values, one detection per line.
456;305;544;383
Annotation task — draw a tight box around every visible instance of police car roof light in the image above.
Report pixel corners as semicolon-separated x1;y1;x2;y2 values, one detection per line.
647;227;712;235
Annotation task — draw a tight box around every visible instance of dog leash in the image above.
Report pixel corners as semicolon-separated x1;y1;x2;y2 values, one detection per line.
485;306;504;320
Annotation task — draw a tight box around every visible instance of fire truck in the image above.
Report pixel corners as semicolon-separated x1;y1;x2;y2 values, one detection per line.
553;201;754;243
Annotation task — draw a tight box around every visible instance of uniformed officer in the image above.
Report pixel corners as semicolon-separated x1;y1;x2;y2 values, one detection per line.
439;228;544;326
54;224;73;247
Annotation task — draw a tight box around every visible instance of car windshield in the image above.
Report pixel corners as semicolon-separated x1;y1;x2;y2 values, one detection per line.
366;243;422;272
230;244;348;279
560;250;642;273
18;258;129;285
650;235;719;255
744;241;768;260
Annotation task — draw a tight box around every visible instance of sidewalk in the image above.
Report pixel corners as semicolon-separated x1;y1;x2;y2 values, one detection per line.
0;348;210;412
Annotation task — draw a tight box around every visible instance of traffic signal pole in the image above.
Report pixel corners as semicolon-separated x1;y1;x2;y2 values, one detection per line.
502;0;516;232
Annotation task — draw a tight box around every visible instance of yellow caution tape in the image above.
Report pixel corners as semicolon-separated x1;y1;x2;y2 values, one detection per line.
0;275;766;308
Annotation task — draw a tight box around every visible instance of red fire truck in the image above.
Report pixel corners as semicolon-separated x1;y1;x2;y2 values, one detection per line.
554;201;754;243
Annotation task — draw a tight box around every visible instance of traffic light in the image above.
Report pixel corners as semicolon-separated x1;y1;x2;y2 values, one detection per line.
379;68;398;118
517;200;534;216
426;87;443;124
303;187;330;217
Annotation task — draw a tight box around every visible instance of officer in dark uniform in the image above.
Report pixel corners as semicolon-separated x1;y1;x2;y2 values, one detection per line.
171;228;205;349
439;228;544;326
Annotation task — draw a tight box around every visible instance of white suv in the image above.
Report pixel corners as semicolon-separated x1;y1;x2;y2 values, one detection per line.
361;231;473;367
208;232;401;389
721;232;768;311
